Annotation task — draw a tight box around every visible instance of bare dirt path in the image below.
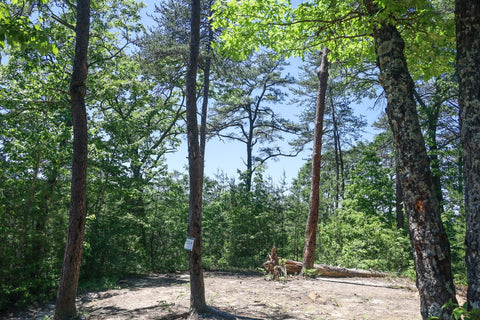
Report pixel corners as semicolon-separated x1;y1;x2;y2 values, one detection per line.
4;271;427;320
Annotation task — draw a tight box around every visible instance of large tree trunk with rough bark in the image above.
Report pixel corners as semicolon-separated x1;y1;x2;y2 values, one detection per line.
54;0;90;318
456;0;480;311
372;22;457;320
186;0;206;316
302;47;329;271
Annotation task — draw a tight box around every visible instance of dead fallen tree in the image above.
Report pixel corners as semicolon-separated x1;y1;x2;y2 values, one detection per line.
262;247;390;279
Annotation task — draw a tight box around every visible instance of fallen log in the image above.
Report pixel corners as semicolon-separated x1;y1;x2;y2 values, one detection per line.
262;247;389;279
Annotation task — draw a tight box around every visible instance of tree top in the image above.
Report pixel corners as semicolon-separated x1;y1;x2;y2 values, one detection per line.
212;0;455;80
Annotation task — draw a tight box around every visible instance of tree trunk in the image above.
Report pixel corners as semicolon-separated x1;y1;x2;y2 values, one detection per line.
245;101;258;192
372;22;456;320
330;97;345;210
456;0;480;310
186;0;206;315
199;1;213;160
302;47;329;271
54;0;90;318
246;130;254;191
395;163;405;229
414;90;445;212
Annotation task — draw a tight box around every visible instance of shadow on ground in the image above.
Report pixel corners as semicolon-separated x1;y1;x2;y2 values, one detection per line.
121;273;190;289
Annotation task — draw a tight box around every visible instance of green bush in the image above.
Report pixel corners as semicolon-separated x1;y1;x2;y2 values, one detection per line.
316;208;413;274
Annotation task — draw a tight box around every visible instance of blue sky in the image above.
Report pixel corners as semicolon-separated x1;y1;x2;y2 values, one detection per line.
139;0;384;185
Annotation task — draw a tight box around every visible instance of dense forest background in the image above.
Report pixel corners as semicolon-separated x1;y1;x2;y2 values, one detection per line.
0;0;468;314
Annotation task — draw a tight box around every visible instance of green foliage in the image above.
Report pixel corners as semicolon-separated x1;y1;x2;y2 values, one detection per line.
0;47;72;310
0;0;466;314
0;0;58;54
212;0;455;79
429;301;480;320
82;172;190;279
209;52;299;189
0;0;151;311
283;173;309;261
343;141;396;224
446;209;467;285
302;268;318;278
317;208;412;273
214;170;289;268
449;302;480;320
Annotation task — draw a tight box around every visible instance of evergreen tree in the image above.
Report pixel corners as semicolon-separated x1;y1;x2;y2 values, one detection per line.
209;53;299;190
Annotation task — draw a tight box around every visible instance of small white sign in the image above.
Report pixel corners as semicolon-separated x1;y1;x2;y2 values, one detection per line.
184;237;195;251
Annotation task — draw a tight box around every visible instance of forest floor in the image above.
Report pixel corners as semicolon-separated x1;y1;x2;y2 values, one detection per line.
4;271;466;320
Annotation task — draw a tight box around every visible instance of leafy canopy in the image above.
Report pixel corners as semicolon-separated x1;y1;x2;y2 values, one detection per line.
212;0;455;79
0;0;58;54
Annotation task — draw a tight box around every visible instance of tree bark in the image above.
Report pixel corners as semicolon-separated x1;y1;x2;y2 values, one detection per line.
302;47;329;271
372;22;456;319
395;163;405;229
246;122;254;191
414;90;445;212
186;0;206;315
331;97;343;210
199;0;213;160
54;0;90;318
456;0;480;310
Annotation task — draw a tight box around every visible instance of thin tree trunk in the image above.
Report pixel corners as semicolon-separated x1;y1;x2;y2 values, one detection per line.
456;0;480;310
395;162;405;229
54;0;90;318
330;97;345;209
302;47;329;271
199;1;213;160
331;96;340;210
186;0;206;315
414;90;445;212
246;132;254;191
426;129;445;213
372;22;456;320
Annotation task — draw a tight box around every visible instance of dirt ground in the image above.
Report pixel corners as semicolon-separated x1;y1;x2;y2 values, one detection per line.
3;271;451;320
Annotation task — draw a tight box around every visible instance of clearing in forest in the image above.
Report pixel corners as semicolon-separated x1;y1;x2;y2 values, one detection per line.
5;271;428;320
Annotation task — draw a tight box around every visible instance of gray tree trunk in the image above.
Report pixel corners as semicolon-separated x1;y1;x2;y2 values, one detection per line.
456;0;480;310
54;0;90;318
373;22;457;320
